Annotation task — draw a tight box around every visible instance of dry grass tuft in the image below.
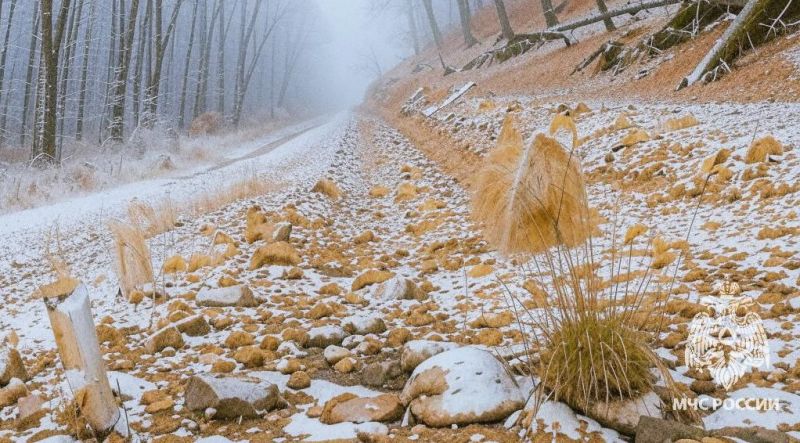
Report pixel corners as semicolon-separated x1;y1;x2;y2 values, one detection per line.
250;241;301;269
188;112;223;137
162;255;187;274
312;178;342;200
108;220;154;298
745;135;782;164
368;185;390;198
612;113;633;131
700;148;731;173
351;269;394;291
664;114;699;131
472;116;589;254
620;128;650;146
394;182;418;202
549;113;578;148
127;199;177;238
245;206;272;243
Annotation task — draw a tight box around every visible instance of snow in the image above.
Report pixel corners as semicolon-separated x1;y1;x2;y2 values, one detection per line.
704;387;800;431
534;400;623;442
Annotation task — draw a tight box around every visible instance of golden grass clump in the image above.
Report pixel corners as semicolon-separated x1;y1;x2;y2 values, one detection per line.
573;102;591;115
612;113;633;130
162;255;187;274
745;135;783;164
620;128;650;146
472;115;589;254
108;220;154;298
368;185;390;198
541;315;655;413
700;148;731;174
351;269;394;291
245;206;272;243
250;241;301;269
127;199;177;238
394;182;418;202
664;114;699;131
312;178;342;200
187;253;213;272
188;111;223;137
623;223;648;245
477;99;496;111
549;113;578;148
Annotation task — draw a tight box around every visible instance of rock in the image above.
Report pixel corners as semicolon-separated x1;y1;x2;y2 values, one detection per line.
272;222;292;242
334;357;358;373
16;394;45;430
145;397;175;414
400;340;459;372
400;347;524;427
174;315;210;337
371;276;423;301
185;375;285;419
287;371;311;390
634;417;706;443
587;391;663;435
363;361;403;387
308;325;348;348
145;326;184;354
321;393;404;425
0;378;27;408
343;315;386;335
197;285;258;307
324;345;351;365
0;348;28;386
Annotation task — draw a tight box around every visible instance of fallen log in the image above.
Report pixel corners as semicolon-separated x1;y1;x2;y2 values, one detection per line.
461;31;571;71
677;0;800;89
44;284;120;436
553;0;683;32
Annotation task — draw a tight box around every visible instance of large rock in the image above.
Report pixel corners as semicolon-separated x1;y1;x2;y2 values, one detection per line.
587;391;663;435
320;393;404;424
145;326;184;354
400;340;459;372
343;315;386;335
0;348;29;386
196;285;258;307
185;375;285;420
174;314;210;337
635;417;706;443
371;276;423;301
307;325;348;348
400;347;524;427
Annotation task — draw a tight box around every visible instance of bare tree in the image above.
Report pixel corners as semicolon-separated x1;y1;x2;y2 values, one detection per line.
541;0;559;28
595;0;616;31
406;0;420;55
493;0;515;40
108;0;141;141
21;1;41;147
421;0;442;49
0;0;18;145
456;0;478;47
75;0;96;141
142;0;183;128
37;0;73;163
178;0;199;128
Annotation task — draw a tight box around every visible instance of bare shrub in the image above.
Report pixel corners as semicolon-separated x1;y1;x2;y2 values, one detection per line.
188;112;223;137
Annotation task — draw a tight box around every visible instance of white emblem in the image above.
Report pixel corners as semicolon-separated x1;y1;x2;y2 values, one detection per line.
685;280;769;390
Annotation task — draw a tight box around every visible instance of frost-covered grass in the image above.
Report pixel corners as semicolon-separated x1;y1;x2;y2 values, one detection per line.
0;118;299;213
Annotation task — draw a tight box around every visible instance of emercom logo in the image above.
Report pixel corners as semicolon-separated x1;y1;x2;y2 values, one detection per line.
684;279;770;390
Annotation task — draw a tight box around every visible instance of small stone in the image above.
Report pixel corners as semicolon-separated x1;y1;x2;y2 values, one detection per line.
308;325;348;348
343;315;386;335
145;326;184;354
287;371;311;390
307;405;323;418
324;345;351;365
196;285;258;307
321;393;404;424
334;357;358;373
363;361;402;387
185;375;286;420
145;397;175;414
272;222;292;242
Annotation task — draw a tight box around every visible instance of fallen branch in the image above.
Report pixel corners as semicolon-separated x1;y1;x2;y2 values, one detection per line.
461;31;571;72
553;0;683;33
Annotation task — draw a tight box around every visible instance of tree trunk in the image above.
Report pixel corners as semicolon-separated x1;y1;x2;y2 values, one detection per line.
216;0;230;115
21;1;41;147
38;0;73;164
541;0;559;28
43;284;120;437
143;0;183;128
422;0;443;48
75;0;96;141
57;0;84;158
406;0;420;55
178;0;199;128
493;0;515;40
594;0;616;31
109;0;141;141
0;0;17;146
456;0;478;47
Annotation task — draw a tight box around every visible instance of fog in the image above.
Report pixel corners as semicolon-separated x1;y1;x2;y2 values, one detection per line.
307;0;415;110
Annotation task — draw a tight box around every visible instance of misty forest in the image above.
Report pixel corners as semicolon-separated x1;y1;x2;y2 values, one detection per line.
1;0;799;442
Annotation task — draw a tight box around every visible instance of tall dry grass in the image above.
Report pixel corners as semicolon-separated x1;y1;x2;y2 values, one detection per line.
108;220;154;299
471;113;703;428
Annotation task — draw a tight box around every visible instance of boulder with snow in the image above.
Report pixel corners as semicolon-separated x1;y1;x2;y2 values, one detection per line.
587;391;663;435
185;374;285;419
324;345;351;365
343;315;386;335
307;325;348;348
320;393;404;424
371;276;423;301
174;314;210;337
400;347;524;427
400;340;459;372
272;222;292;242
145;326;184;354
0;348;28;386
196;285;258;308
